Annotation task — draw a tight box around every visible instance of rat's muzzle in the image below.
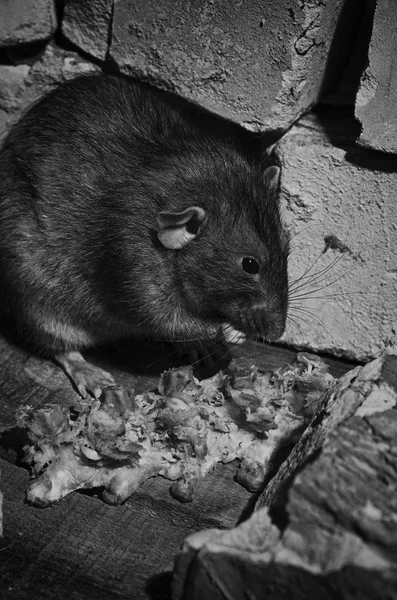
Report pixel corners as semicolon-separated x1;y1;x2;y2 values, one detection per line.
236;305;287;342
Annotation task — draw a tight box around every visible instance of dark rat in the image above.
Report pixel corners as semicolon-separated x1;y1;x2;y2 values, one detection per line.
0;73;289;397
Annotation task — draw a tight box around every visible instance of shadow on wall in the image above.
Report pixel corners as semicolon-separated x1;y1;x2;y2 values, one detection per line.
313;105;397;173
319;0;376;107
317;0;397;171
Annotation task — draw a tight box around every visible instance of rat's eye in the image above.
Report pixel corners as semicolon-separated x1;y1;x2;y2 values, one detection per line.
242;256;259;274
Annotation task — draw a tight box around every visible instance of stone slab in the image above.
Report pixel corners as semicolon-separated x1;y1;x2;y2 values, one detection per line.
0;45;95;142
0;0;57;48
355;0;397;153
110;0;358;131
62;0;113;62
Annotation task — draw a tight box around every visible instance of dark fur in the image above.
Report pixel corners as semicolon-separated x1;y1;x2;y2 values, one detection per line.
0;74;289;354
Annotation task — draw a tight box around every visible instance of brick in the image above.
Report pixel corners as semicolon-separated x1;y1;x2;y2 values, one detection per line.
276;108;397;361
62;0;113;62
0;64;30;113
0;0;57;47
0;45;95;142
355;0;397;153
109;0;361;131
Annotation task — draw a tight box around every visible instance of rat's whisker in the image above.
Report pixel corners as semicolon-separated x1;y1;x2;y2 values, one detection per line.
144;348;180;370
286;313;307;338
289;247;337;288
288;306;339;342
288;256;361;301
288;252;347;294
215;344;236;368
289;269;357;301
287;222;318;244
288;289;372;302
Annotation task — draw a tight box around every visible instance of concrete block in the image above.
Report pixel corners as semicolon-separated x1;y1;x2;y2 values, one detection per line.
276;109;397;361
0;0;57;48
110;0;358;131
355;0;397;153
0;45;95;141
0;64;30;114
62;0;113;62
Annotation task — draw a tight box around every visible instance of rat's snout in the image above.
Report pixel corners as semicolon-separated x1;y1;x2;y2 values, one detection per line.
226;297;287;342
260;311;286;341
264;315;286;341
245;303;287;341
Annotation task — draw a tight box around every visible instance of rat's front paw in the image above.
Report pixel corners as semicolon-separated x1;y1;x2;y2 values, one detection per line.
55;351;115;398
221;324;247;345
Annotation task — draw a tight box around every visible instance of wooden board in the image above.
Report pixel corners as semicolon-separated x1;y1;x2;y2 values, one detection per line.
0;331;359;600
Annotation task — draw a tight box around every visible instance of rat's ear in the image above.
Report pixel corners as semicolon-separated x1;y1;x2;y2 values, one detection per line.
157;206;208;250
263;166;280;195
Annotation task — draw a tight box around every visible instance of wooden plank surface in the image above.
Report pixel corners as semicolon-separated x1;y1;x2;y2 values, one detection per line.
0;331;359;600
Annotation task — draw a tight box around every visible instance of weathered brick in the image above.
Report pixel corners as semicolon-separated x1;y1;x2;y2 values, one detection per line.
276;109;397;361
0;64;30;113
0;0;57;47
355;0;397;153
109;0;362;131
62;0;113;62
0;45;95;141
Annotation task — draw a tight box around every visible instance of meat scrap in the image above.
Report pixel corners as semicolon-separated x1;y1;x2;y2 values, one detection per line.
16;353;335;506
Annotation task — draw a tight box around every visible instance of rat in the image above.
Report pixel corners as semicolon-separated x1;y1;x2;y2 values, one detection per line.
0;73;289;398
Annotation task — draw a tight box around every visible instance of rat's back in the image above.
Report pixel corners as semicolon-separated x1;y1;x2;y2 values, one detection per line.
0;74;253;352
0;75;179;344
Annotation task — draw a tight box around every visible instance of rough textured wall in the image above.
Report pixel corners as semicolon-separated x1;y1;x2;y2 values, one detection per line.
62;0;113;62
0;45;95;136
355;0;397;153
60;0;363;132
109;0;347;130
277;111;397;360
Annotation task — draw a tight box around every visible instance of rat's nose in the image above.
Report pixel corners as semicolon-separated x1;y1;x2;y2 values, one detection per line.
253;306;286;341
265;318;286;341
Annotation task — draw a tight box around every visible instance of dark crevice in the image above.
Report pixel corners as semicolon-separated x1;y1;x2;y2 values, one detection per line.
54;0;66;27
105;0;115;64
319;0;375;103
265;445;324;533
0;40;48;66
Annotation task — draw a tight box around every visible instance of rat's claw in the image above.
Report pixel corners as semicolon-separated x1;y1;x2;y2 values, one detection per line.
92;385;103;400
77;383;88;399
55;351;115;398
